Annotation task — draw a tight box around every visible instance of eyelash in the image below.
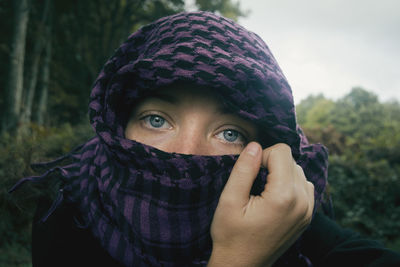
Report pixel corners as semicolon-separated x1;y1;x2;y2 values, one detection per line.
215;128;247;146
140;114;172;130
139;113;247;145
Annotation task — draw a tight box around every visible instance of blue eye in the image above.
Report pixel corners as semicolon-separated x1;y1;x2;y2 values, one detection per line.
149;115;165;128
223;129;239;142
141;114;172;130
216;129;247;145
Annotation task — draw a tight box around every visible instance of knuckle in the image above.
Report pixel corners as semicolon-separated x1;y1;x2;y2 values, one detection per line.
296;202;312;226
303;212;313;226
291;191;305;207
297;199;309;215
274;191;296;209
275;143;292;154
293;189;313;214
307;181;315;190
295;164;305;175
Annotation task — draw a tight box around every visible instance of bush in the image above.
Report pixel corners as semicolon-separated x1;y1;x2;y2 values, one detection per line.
298;88;400;252
328;155;400;251
0;123;92;266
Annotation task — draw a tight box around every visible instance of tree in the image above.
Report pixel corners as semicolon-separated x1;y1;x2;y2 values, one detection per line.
1;0;30;134
1;0;246;133
297;88;400;248
34;17;52;126
195;0;247;20
46;0;246;125
20;0;51;129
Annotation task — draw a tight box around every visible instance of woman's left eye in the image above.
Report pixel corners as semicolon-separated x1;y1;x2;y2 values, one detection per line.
142;115;171;129
216;129;246;145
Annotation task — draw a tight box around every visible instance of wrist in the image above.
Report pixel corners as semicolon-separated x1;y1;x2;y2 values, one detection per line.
208;245;273;267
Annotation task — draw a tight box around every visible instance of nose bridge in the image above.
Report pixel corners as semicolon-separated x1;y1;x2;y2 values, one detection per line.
170;119;206;155
174;139;198;155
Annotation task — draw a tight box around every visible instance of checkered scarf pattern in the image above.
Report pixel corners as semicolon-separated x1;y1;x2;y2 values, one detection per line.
14;11;328;266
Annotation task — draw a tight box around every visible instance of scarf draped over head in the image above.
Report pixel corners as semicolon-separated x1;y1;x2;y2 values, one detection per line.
13;11;329;266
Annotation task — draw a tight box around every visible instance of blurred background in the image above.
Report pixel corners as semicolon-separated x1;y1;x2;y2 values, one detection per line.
1;0;399;266
238;0;400;104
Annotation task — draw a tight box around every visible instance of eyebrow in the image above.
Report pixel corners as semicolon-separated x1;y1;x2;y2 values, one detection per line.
142;90;231;114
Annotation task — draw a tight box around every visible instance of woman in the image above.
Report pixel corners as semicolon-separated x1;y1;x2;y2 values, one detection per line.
13;11;400;266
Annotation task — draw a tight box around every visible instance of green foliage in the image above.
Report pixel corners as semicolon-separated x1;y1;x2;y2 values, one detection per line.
195;0;248;20
48;0;244;125
0;242;31;267
0;123;92;266
1;1;247;263
297;88;400;251
329;155;400;248
0;0;246;128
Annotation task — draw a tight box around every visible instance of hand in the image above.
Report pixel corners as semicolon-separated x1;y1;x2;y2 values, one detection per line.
208;142;314;267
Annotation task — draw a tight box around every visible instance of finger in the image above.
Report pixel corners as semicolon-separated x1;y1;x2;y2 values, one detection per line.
219;142;262;207
294;164;308;190
295;164;315;214
293;164;315;222
261;143;294;187
305;181;315;219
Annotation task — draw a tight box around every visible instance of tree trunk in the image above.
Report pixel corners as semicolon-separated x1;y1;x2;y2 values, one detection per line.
20;0;51;128
35;27;52;126
1;0;30;134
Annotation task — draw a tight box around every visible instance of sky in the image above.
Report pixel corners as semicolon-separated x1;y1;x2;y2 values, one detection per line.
237;0;400;103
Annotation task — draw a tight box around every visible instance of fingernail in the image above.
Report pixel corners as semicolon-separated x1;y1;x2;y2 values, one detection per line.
246;142;259;156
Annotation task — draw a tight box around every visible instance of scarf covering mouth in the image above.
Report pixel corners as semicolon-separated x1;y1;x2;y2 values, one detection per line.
13;11;328;266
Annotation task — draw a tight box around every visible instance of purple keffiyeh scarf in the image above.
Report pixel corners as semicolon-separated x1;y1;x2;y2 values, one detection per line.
12;11;328;266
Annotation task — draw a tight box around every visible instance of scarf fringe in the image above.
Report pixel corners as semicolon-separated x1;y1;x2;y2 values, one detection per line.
8;146;83;222
40;188;64;222
30;143;84;170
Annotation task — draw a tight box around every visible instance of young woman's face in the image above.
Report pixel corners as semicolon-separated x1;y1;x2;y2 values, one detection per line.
125;87;258;155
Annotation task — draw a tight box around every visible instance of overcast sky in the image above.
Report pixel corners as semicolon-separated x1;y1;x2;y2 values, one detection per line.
238;0;400;103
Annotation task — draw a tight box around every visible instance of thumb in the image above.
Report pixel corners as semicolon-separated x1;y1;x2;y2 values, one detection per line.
219;142;262;207
261;143;293;189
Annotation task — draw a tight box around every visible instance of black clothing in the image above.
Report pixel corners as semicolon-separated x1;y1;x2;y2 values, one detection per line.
301;213;400;266
32;200;400;267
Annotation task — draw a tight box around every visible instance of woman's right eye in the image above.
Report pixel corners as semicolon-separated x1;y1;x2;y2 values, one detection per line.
142;115;172;129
